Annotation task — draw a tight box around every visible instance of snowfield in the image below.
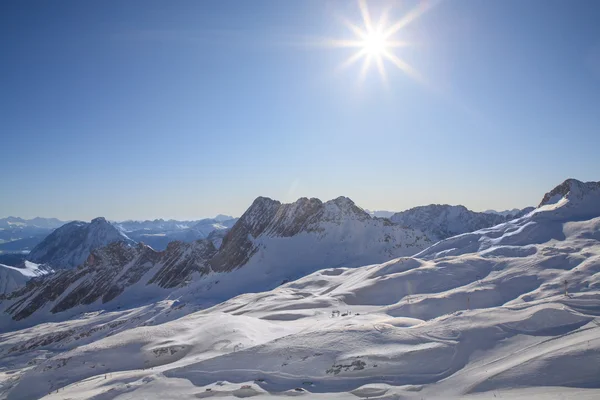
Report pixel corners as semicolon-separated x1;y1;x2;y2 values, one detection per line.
0;261;52;296
1;179;600;399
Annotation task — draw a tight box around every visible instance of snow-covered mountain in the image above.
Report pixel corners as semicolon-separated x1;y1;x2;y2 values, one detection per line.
3;240;216;322
484;208;521;217
214;214;235;222
390;204;533;242
0;261;52;296
0;217;67;254
114;217;238;251
209;196;430;275
114;219;200;233
1;179;599;400
0;217;65;230
27;217;135;269
364;209;396;218
0;196;430;327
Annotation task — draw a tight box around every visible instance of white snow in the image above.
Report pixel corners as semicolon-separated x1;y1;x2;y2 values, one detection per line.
0;261;51;295
1;179;600;399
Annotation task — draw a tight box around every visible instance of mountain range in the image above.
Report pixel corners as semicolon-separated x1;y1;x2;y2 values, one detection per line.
390;204;535;242
0;196;433;325
0;197;538;319
114;216;237;251
0;178;599;399
0;217;67;255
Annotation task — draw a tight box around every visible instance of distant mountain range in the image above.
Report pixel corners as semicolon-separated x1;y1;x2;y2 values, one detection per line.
113;216;237;251
483;208;525;217
391;205;534;242
0;215;238;295
0;217;67;254
0;215;238;255
364;209;396;218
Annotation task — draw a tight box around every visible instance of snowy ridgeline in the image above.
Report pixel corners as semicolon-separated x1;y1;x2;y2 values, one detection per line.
0;196;433;326
0;179;599;399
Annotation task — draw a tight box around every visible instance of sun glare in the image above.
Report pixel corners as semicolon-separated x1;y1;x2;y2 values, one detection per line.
363;31;387;56
326;0;436;84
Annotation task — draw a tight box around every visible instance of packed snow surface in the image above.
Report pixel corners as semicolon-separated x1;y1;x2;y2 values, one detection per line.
1;179;600;399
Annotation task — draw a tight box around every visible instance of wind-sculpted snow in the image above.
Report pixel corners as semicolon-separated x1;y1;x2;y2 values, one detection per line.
1;179;600;399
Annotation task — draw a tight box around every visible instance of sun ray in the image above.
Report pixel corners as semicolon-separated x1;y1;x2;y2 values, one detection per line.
382;0;437;39
386;40;412;48
375;54;387;83
359;54;373;82
358;0;374;33
381;49;425;84
324;0;436;84
377;6;391;33
339;48;370;71
320;39;367;48
341;18;368;40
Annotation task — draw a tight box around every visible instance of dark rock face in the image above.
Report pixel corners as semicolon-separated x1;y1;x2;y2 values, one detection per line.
3;240;217;320
210;197;282;272
209;196;374;272
538;179;600;208
148;240;217;288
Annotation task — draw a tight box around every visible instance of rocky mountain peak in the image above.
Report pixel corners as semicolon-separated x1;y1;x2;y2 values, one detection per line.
390;204;510;242
538;179;600;208
27;218;135;269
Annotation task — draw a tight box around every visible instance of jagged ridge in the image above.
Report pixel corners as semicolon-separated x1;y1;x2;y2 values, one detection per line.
4;239;217;321
390;204;532;242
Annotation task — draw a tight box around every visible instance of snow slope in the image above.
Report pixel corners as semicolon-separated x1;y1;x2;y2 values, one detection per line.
0;240;217;326
1;179;599;399
26;217;135;269
0;261;52;296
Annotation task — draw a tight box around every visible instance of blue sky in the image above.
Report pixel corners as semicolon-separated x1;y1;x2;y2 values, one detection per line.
1;0;599;220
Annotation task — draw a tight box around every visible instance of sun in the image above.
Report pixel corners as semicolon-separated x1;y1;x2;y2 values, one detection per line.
362;31;387;56
326;0;435;83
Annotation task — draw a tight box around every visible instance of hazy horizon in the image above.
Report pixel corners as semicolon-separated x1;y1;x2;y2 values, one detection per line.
2;0;599;221
1;188;543;222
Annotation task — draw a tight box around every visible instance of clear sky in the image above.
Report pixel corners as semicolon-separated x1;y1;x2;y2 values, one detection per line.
1;0;599;221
